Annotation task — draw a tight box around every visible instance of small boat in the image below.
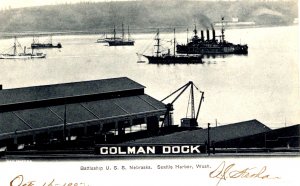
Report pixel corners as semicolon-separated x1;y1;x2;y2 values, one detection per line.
31;35;62;49
0;37;46;59
141;29;203;64
106;24;135;46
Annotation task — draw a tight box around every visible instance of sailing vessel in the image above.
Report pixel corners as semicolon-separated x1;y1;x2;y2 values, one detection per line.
96;32;121;43
31;35;62;49
176;17;248;55
106;24;135;46
0;37;46;59
141;29;203;64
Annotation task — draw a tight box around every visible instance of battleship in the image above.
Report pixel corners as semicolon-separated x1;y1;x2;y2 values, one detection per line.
142;29;203;64
176;17;248;55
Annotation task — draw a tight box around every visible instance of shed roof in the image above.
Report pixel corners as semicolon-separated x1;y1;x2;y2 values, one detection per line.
128;119;271;144
0;94;166;138
0;77;144;106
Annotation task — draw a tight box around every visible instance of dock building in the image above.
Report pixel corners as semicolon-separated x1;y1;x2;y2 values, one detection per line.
0;77;166;150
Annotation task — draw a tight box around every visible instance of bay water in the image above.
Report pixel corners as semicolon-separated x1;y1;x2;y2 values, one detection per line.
0;25;299;129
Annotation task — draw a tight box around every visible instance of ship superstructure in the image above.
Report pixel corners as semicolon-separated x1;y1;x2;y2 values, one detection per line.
176;18;248;55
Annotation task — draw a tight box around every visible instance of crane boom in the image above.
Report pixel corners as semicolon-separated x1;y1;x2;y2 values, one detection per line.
191;83;195;118
161;81;191;102
161;81;204;128
195;91;204;120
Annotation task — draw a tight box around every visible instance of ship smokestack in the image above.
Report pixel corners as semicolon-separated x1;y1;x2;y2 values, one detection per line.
201;30;204;41
211;23;215;42
206;29;210;41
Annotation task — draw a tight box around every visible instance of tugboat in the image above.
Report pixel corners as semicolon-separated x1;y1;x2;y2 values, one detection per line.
0;37;46;59
106;24;135;46
176;17;248;55
141;29;203;64
31;35;62;49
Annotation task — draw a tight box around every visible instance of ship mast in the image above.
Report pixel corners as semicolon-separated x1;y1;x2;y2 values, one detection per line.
127;25;130;41
121;23;124;41
113;25;116;41
221;17;225;43
154;29;161;57
13;36;17;55
187;28;189;43
173;28;176;56
193;24;198;37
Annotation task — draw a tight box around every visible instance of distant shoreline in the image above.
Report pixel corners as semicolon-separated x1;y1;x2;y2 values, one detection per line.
0;24;297;39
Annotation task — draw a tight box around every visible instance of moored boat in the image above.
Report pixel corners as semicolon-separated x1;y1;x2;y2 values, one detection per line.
96;32;121;43
0;37;46;59
141;29;203;64
31;35;62;49
0;52;46;59
106;24;135;46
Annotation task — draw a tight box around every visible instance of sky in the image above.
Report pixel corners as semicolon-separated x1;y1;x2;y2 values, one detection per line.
1;0;290;10
0;0;133;9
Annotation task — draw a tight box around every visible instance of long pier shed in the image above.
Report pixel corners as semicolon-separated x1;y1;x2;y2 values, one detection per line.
0;77;166;149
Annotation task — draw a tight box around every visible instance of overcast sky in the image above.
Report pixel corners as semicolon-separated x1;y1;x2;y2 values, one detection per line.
0;0;133;9
0;0;294;9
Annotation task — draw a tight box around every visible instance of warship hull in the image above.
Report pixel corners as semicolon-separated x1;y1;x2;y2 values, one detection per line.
176;43;248;55
143;55;203;64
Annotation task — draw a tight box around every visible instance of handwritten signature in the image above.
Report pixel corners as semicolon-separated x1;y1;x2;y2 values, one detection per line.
209;161;280;186
10;175;89;186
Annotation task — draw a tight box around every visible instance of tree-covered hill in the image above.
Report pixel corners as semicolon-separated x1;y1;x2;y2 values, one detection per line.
0;0;297;33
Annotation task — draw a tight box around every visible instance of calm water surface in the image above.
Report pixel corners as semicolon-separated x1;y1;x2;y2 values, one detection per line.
0;26;299;128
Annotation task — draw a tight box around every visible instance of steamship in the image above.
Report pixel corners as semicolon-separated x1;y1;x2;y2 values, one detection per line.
176;18;248;55
0;37;46;59
31;35;62;49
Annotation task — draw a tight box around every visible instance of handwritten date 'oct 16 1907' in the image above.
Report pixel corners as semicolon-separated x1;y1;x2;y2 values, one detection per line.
10;175;88;186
